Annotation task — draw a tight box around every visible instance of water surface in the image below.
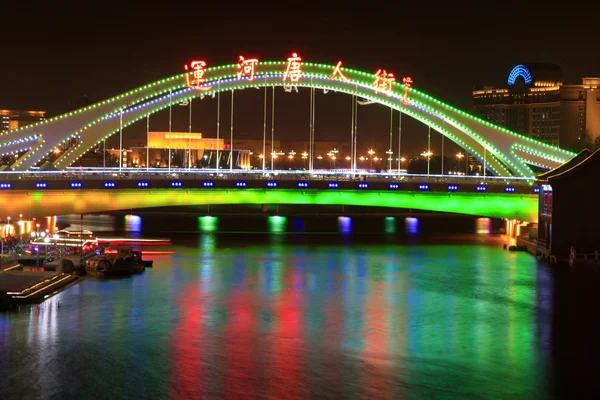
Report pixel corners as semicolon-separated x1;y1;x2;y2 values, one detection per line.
1;215;599;399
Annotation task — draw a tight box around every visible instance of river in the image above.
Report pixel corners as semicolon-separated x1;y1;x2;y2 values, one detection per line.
1;214;599;399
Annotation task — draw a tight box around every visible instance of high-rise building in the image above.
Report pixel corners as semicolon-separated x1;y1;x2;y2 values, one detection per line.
0;109;46;131
472;63;600;151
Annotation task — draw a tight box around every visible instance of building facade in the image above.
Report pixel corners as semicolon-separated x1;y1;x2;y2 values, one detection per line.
473;64;600;151
536;149;600;262
1;109;46;131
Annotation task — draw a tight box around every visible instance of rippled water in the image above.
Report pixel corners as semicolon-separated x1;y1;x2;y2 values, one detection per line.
1;215;600;399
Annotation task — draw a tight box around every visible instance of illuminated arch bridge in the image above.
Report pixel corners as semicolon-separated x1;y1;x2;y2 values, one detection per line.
0;60;575;176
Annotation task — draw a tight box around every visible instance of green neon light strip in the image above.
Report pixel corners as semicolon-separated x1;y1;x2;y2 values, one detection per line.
4;189;539;222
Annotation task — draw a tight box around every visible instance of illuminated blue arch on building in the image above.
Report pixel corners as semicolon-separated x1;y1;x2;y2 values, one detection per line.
507;64;533;86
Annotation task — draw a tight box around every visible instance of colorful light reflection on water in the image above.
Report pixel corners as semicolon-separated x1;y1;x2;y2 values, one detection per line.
475;217;491;234
0;232;559;399
405;217;419;234
124;214;142;232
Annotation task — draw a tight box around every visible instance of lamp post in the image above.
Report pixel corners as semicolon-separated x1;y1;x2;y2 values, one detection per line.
421;150;433;176
345;156;351;169
288;150;296;168
6;216;11;253
301;151;308;169
367;149;375;169
456;152;465;175
317;155;323;168
386;149;393;171
271;152;278;170
35;223;40;267
400;157;406;172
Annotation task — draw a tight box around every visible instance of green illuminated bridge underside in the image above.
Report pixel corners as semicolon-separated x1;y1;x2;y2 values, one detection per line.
1;189;538;222
0;61;575;176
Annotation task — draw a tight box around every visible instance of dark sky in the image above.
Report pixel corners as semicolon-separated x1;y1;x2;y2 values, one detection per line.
2;1;599;156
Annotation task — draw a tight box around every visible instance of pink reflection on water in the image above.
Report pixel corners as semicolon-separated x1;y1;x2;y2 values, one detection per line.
170;285;205;399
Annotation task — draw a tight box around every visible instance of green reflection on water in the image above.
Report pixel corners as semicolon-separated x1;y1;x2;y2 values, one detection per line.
268;216;287;234
198;216;218;233
385;217;396;234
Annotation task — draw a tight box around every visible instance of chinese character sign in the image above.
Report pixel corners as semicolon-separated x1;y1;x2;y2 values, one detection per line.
282;52;302;82
373;69;395;96
402;76;413;104
237;56;259;81
185;61;212;91
328;61;349;82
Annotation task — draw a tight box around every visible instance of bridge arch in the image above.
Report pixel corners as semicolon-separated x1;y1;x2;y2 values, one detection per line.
0;61;575;175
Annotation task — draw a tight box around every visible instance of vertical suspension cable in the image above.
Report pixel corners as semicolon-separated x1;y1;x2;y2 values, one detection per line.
309;85;313;172
397;110;402;176
103;138;106;169
350;94;355;172
466;151;469;175
168;89;172;172
262;85;267;174
188;97;193;169
312;87;316;173
230;89;234;173
427;125;431;176
188;97;192;133
271;86;275;171
119;109;123;172
146;114;149;171
216;82;220;171
484;147;487;180
441;134;444;175
354;94;358;172
389;107;393;172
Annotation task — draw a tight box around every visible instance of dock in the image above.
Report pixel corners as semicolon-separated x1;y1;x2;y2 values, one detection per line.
1;253;82;306
0;269;80;306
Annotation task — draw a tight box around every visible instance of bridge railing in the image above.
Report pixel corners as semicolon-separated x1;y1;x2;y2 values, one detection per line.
0;168;535;185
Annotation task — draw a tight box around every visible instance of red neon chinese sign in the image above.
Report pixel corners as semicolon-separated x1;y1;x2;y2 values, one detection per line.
402;76;413;104
282;52;302;82
328;61;349;82
185;61;212;91
237;56;259;81
373;69;395;96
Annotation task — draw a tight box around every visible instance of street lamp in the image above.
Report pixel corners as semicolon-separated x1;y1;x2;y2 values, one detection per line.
35;223;40;266
301;151;308;169
368;149;375;169
386;149;393;171
400;157;406;171
421;150;433;176
456;152;465;175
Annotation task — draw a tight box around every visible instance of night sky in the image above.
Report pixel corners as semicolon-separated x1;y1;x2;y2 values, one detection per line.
2;2;599;156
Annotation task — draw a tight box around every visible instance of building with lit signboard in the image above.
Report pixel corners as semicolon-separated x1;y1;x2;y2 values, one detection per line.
473;63;600;151
0;109;46;131
108;132;251;169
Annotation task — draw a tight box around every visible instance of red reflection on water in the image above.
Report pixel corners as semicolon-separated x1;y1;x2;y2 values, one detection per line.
270;267;305;397
363;281;392;398
170;285;205;400
222;282;260;399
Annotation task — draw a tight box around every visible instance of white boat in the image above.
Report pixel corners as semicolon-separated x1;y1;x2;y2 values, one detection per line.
25;229;99;255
